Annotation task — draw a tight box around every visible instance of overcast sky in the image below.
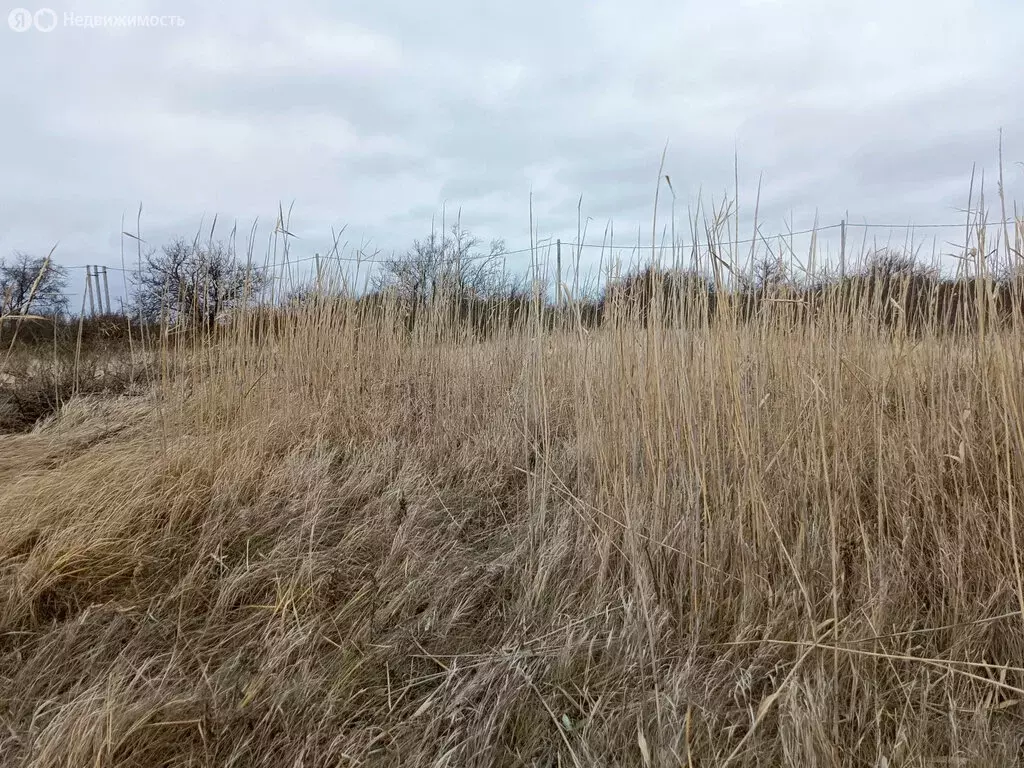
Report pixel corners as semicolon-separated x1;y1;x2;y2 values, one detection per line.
3;0;1023;303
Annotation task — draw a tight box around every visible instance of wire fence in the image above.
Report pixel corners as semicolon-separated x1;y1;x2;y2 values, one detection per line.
44;215;1024;316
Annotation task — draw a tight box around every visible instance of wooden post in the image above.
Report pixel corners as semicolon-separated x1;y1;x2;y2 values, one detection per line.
574;242;581;315
839;217;847;281
556;239;562;308
101;266;112;314
85;266;96;316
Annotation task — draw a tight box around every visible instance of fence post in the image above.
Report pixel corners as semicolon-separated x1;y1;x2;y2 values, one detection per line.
840;218;847;281
556;239;562;308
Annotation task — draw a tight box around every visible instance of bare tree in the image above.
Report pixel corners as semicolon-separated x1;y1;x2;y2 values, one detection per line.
742;252;789;293
131;237;263;327
0;252;69;317
375;223;508;307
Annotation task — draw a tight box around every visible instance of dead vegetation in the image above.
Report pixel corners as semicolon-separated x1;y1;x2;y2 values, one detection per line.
1;196;1024;766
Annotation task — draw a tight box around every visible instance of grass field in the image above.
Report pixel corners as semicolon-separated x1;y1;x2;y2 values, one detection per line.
3;201;1024;766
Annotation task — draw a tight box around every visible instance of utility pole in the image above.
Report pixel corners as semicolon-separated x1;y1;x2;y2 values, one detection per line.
85;266;96;316
101;266;112;314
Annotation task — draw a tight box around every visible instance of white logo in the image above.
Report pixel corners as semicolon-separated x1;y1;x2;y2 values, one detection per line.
8;7;33;30
33;7;56;31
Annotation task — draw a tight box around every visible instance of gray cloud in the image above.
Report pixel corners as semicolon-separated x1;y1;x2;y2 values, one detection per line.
1;0;1022;303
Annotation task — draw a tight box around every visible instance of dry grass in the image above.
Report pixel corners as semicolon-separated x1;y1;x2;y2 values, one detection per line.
0;316;152;433
2;202;1024;766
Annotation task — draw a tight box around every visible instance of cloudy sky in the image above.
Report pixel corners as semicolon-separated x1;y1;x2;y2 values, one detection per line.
3;0;1023;303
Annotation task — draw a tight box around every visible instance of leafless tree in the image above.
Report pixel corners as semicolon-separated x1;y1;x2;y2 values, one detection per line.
130;237;263;327
375;223;509;308
742;252;789;293
0;252;69;317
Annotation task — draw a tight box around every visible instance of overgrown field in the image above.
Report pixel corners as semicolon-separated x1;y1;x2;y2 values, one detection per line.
3;216;1024;766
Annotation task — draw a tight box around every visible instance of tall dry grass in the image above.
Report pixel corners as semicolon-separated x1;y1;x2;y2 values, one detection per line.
2;190;1024;766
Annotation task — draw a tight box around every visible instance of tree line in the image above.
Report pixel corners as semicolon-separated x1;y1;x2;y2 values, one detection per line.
4;223;1023;338
1;225;511;324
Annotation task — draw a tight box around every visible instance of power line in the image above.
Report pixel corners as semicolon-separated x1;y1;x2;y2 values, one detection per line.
64;263;132;272
55;217;1024;275
571;223;843;251
846;220;1020;230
